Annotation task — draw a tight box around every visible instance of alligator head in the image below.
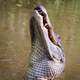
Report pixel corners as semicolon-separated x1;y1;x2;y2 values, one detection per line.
30;5;64;62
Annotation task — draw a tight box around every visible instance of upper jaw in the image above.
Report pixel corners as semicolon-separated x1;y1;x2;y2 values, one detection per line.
35;5;53;30
34;5;47;17
32;6;52;30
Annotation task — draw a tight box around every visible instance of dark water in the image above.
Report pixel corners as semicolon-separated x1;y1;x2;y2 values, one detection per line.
0;0;80;80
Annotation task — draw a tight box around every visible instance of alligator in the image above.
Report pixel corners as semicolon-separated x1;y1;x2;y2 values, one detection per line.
26;5;65;80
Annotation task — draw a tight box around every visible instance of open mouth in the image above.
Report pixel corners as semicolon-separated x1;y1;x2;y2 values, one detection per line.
34;6;48;29
34;6;61;48
34;6;56;45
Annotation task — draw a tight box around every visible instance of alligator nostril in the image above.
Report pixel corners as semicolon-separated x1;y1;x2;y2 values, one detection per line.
35;6;46;17
34;6;42;12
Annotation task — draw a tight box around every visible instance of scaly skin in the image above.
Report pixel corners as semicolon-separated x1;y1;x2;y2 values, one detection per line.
26;5;65;80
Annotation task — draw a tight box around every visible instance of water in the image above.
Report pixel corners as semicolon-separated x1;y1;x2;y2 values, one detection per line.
0;0;80;80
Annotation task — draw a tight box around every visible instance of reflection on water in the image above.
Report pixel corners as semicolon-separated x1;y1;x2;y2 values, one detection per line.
0;0;80;80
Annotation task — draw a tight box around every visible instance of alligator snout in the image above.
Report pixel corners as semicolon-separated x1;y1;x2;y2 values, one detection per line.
34;5;48;28
34;5;46;18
